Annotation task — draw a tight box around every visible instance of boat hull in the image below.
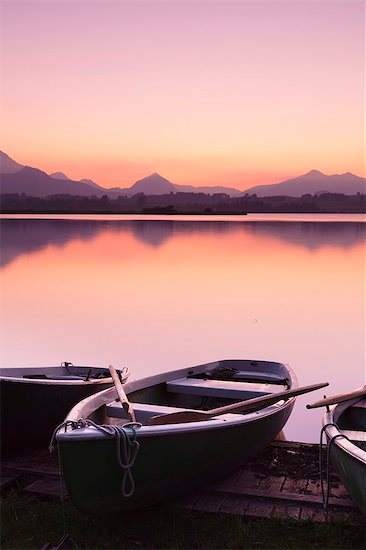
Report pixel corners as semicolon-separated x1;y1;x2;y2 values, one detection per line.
1;379;112;451
328;441;366;516
324;400;366;516
59;399;293;514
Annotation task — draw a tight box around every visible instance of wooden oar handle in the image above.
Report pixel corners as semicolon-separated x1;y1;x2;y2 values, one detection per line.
208;381;329;416
306;385;366;409
109;364;136;422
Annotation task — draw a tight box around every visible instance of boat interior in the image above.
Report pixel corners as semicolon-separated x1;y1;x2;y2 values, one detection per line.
98;361;292;426
336;398;366;452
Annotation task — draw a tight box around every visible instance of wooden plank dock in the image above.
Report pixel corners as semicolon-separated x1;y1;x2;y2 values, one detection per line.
1;440;364;523
176;441;364;523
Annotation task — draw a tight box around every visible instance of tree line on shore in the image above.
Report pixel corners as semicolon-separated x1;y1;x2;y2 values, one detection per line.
1;190;365;214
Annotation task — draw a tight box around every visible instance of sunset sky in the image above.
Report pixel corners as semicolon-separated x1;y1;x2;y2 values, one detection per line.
1;0;364;190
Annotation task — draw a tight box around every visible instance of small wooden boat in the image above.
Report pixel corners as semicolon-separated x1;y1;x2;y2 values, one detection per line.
308;387;366;516
55;359;326;514
0;363;129;451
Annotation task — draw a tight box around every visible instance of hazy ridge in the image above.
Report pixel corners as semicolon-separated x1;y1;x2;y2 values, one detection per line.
1;151;365;198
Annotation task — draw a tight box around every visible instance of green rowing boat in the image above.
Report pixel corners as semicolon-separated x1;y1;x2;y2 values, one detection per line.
55;359;303;514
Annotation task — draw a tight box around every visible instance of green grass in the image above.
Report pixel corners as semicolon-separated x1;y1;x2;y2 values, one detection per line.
1;490;365;549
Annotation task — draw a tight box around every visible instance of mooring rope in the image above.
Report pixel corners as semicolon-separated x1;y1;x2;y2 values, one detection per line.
319;423;350;510
57;441;79;549
49;419;141;497
100;422;141;497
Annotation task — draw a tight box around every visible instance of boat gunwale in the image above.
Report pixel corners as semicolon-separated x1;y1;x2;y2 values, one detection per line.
57;359;298;438
57;400;295;439
323;397;366;465
0;377;116;386
0;366;129;386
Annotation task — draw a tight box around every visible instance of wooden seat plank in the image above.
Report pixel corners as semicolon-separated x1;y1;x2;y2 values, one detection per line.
166;377;275;399
106;401;195;423
227;371;286;383
106;401;242;424
106;401;191;418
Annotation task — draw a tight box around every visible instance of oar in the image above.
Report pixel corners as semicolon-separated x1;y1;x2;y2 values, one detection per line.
306;385;366;409
149;381;329;426
109;364;136;422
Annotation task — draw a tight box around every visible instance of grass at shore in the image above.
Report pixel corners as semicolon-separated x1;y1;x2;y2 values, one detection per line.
1;490;365;549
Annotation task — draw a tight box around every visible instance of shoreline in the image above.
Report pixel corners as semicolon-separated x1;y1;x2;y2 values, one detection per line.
1;209;366;215
1;440;364;549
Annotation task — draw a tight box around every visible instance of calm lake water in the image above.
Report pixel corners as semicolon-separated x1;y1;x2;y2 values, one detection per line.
0;213;365;442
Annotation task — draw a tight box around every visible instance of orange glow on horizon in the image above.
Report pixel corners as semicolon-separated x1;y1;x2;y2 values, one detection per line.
5;149;365;192
1;1;364;190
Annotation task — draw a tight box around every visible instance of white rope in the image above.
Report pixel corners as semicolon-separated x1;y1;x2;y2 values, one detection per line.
49;419;142;497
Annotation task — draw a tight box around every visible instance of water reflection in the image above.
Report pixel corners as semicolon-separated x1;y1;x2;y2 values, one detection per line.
0;219;101;267
249;222;366;250
0;215;364;442
1;218;365;268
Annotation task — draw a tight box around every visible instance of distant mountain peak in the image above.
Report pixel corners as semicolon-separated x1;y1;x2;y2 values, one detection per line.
304;169;324;177
50;171;70;180
243;170;365;197
142;172;166;181
129;172;176;195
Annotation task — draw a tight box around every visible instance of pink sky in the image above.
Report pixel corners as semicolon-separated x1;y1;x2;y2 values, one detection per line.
1;0;364;190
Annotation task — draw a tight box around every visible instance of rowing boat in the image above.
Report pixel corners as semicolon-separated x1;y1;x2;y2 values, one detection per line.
0;363;129;451
322;394;366;515
55;359;304;514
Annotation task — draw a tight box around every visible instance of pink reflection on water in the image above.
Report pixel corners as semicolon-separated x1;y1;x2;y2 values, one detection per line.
0;215;365;442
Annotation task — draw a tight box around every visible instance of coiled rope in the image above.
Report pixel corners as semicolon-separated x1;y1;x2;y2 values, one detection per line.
49;419;141;497
319;423;350;509
48;419;140;547
99;422;141;497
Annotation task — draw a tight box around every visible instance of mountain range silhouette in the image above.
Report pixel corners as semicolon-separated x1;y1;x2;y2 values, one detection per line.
0;151;365;198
